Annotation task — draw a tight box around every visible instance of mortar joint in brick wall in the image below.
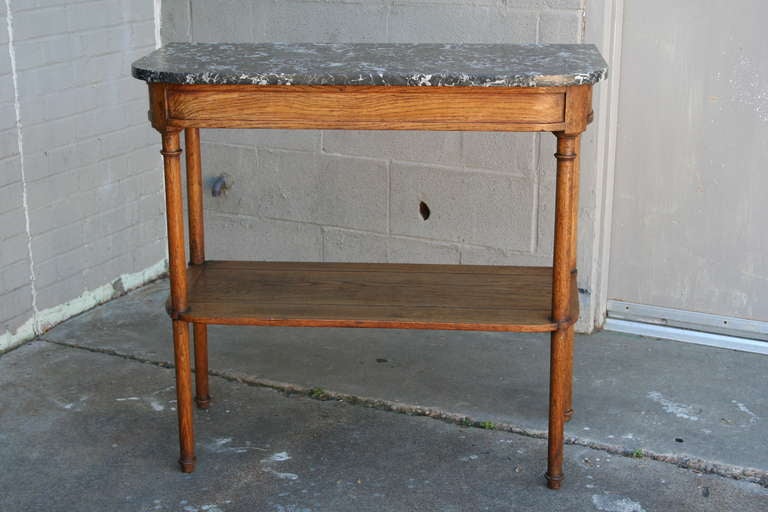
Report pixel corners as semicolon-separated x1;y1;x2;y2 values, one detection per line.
186;0;193;42
5;0;40;332
153;0;162;48
531;132;541;254
320;227;326;262
386;159;391;235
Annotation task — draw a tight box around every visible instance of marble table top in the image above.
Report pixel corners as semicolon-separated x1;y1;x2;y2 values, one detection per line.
132;43;607;88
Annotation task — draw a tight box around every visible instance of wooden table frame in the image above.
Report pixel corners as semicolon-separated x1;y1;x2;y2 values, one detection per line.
146;81;593;489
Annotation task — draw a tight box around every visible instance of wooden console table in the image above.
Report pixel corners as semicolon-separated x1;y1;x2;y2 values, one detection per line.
132;42;607;489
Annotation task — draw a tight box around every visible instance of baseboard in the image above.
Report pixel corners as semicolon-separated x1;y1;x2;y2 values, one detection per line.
603;318;768;355
607;300;768;341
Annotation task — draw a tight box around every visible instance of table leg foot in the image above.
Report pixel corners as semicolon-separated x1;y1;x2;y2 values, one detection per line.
195;395;211;409
179;456;196;473
545;472;564;490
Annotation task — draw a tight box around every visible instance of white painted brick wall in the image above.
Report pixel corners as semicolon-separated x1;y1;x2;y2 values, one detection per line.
160;0;587;272
0;0;166;350
323;228;460;265
390;162;535;250
205;213;323;262
388;4;538;43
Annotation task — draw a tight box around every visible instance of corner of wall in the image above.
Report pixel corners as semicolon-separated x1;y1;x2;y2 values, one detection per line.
581;0;624;332
0;0;169;354
0;259;167;354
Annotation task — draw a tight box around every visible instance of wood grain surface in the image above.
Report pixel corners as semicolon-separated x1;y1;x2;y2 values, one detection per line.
171;261;579;332
152;84;571;131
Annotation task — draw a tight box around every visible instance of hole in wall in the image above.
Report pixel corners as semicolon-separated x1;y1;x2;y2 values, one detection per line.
419;201;431;221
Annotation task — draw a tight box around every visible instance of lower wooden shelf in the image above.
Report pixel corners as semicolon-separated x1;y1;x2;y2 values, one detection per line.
171;260;576;332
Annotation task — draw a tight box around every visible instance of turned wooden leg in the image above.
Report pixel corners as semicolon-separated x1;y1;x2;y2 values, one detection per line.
546;132;580;489
184;128;211;409
564;133;580;423
193;323;211;409
162;130;196;472
173;320;196;472
185;128;205;264
547;328;569;489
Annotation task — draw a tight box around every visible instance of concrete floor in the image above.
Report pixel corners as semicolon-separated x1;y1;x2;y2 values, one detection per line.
1;279;767;511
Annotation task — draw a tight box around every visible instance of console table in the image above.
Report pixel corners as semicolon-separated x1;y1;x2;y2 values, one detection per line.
132;42;607;489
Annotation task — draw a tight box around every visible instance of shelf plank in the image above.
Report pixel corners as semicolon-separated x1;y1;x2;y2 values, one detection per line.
175;261;576;332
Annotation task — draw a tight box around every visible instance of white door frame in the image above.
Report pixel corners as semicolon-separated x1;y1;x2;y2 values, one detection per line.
583;0;625;331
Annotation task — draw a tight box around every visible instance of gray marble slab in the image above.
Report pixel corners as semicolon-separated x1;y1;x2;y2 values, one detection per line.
132;43;607;88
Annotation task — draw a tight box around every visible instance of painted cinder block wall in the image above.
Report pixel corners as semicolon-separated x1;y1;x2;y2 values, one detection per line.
0;1;166;351
0;2;32;345
161;0;605;331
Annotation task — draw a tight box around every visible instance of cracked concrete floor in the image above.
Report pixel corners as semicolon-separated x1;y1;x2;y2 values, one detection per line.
1;278;767;511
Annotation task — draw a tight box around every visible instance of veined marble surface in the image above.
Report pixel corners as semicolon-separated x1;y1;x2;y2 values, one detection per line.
132;43;607;87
